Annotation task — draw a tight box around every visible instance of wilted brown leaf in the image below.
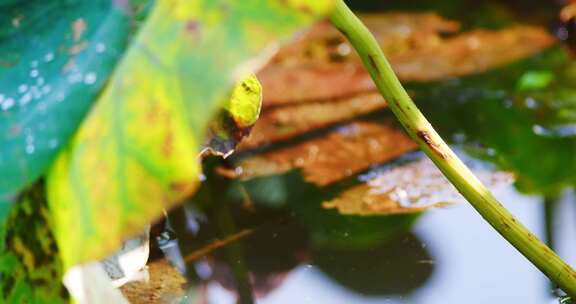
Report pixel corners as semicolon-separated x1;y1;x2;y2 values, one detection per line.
228;13;536;216
120;260;185;304
260;14;554;105
323;155;513;216
270;13;461;67
322;184;444;215
238;92;386;149
390;26;555;81
234;121;417;186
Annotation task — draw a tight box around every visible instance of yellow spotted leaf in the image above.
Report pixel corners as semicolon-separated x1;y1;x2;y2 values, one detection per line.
47;0;333;268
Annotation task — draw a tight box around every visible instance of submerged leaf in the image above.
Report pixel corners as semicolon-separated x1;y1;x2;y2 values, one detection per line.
46;0;332;269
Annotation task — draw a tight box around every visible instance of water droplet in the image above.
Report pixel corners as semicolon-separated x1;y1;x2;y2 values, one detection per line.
48;139;59;149
25;144;35;154
19;93;32;106
68;73;83;83
95;43;106;53
234;166;243;175
194;261;212;279
30;69;39;78
30;60;38;68
0;94;4;103
452;132;466;143
532;124;545;135
18;84;28;93
41;85;51;94
30;86;41;99
44;52;54;62
390;188;411;207
36;77;45;86
1;98;14;111
360;152;512;208
524;97;538;109
531;124;576;137
37;102;47;112
56;92;65;102
83;72;97;85
337;43;351;56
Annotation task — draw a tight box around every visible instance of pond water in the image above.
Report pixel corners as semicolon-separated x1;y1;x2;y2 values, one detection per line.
147;1;576;303
164;186;575;304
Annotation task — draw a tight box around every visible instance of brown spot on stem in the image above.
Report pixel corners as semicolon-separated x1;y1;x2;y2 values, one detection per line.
367;55;380;75
391;97;408;117
416;130;447;159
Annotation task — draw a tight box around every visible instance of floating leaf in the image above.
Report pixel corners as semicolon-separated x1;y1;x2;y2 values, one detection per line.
120;260;186;303
410;46;576;193
239;92;385;149
233;120;417;186
259;13;459;105
0;1;139;211
46;0;333;269
323;152;513;216
260;15;554;105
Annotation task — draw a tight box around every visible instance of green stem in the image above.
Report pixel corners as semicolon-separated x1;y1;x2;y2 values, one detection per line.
329;0;576;296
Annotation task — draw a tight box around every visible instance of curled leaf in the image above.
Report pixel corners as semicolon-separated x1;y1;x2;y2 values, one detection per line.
205;74;262;157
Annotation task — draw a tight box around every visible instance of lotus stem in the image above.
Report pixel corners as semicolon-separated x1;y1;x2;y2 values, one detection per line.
330;0;576;296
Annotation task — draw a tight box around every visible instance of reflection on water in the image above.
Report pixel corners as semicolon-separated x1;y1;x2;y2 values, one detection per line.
164;49;576;301
173;187;575;304
154;3;576;302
